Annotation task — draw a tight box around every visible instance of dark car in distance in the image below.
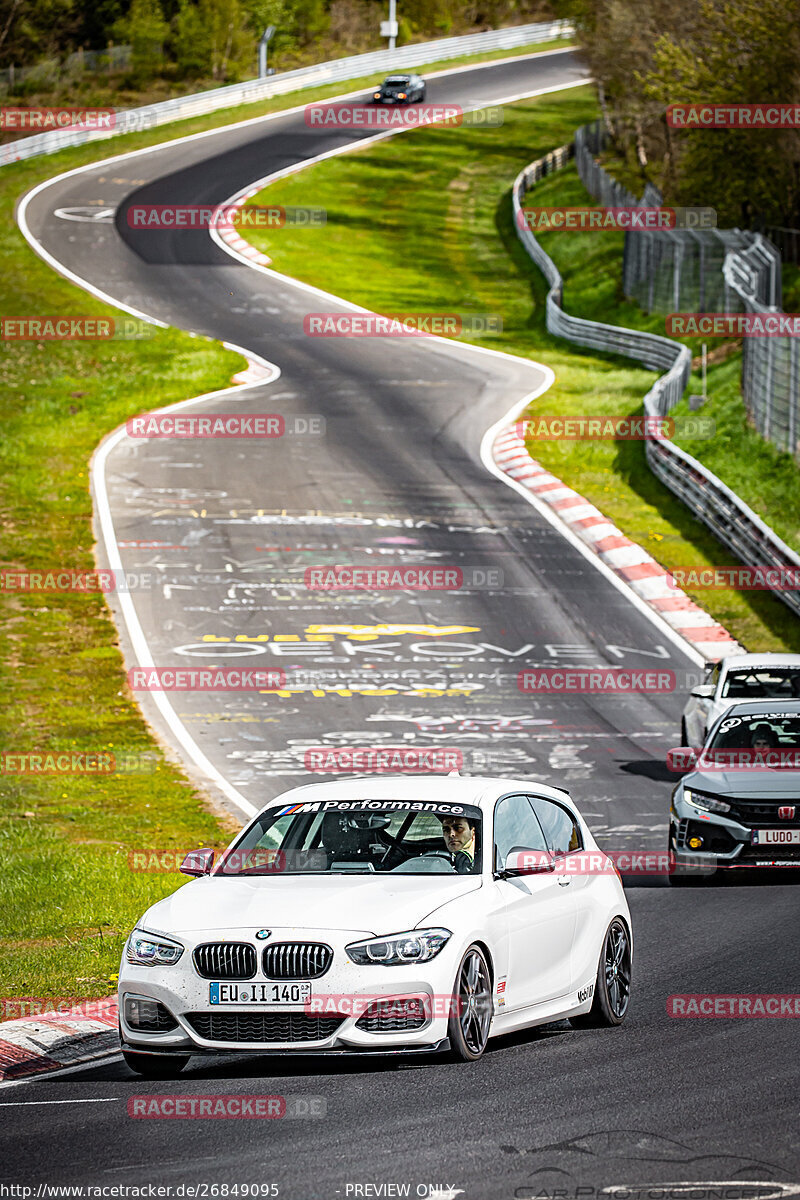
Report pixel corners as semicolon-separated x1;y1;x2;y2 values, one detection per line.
372;74;427;104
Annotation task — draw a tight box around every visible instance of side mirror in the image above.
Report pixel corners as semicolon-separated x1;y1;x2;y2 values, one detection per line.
667;747;699;773
502;849;555;876
690;684;716;699
180;847;215;876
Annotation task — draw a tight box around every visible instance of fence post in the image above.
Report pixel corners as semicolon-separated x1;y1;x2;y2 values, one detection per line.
790;339;798;460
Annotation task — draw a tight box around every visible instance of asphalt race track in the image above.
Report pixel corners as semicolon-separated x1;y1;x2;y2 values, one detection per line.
5;46;799;1197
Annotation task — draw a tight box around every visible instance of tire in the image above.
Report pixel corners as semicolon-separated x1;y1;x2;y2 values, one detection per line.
569;918;632;1028
447;944;493;1061
680;718;688;745
122;1049;190;1078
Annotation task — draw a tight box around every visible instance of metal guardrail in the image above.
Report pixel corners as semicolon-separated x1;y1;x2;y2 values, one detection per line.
0;20;572;167
513;142;800;620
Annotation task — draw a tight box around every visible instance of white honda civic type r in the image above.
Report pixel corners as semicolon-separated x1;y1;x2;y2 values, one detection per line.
118;776;632;1076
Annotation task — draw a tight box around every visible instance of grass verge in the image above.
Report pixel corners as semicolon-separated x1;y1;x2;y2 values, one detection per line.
243;85;800;652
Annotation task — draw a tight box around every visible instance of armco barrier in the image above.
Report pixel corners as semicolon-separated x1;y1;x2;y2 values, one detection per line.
513;142;800;621
0;21;571;167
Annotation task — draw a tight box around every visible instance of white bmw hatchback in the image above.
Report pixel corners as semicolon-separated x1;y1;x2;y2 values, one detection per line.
118;776;632;1076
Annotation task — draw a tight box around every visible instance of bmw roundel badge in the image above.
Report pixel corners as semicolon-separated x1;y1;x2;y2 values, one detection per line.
255;929;271;940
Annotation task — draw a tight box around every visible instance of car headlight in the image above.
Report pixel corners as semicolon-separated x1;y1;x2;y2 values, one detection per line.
346;928;451;966
125;929;184;967
683;788;730;814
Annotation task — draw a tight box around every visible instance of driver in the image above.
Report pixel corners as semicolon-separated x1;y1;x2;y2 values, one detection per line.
750;723;778;750
440;815;477;874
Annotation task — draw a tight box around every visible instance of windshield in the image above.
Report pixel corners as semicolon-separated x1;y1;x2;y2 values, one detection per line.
706;711;800;760
721;668;800;700
384;77;409;85
217;800;483;876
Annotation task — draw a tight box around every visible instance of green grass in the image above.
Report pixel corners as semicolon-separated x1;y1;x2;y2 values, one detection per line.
0;38;575;1004
0;191;244;1000
243;86;800;653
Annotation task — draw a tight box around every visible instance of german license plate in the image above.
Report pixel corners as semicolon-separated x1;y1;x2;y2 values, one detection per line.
751;829;800;845
209;982;311;1005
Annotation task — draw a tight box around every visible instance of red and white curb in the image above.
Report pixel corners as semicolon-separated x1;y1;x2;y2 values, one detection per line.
0;998;118;1082
229;347;275;386
493;425;743;661
215;186;273;267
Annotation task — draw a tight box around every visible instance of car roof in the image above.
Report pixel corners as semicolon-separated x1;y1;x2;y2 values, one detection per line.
719;653;800;669
715;699;800;716
256;774;573;816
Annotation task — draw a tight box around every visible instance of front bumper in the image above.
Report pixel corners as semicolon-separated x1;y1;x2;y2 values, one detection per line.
670;792;800;869
119;926;463;1056
119;1036;450;1058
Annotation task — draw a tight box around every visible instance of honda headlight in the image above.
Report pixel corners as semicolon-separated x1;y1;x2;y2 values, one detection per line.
683;788;730;814
125;929;184;967
346;928;451;966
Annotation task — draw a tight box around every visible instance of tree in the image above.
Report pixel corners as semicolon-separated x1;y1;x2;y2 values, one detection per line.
558;0;800;226
174;0;256;81
114;0;169;79
639;0;800;225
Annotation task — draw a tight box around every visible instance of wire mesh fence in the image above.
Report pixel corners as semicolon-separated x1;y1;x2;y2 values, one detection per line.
0;46;132;90
575;120;799;461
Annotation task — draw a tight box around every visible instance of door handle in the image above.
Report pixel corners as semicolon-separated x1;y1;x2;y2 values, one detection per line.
557;875;571;886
